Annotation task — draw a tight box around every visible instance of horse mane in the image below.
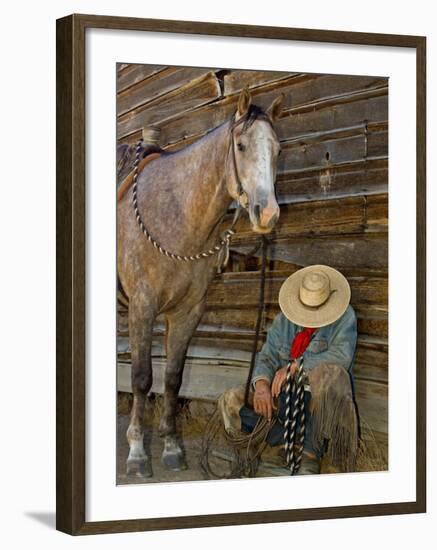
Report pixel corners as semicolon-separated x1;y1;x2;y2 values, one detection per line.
231;103;274;133
117;151;162;202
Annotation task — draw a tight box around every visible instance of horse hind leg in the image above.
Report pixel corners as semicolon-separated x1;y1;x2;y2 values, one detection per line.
126;292;156;478
159;300;206;471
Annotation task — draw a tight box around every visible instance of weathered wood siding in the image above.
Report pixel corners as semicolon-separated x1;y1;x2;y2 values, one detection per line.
116;64;388;440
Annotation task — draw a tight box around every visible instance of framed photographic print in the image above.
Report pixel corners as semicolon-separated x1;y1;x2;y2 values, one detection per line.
56;14;426;535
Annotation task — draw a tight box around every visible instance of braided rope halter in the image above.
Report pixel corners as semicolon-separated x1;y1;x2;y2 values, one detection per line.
283;357;306;474
131;115;248;269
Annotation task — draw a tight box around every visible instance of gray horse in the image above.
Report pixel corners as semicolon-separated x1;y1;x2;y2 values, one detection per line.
117;88;283;477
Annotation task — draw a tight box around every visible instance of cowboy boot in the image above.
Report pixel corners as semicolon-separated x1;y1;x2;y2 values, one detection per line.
217;386;246;436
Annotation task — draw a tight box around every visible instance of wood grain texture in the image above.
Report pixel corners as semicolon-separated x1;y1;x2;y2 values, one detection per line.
117;64;167;93
226;194;388;241
56;13;426;535
415;35;427;514
276;158;388;203
230;233;388;269
155;306;388;338
117;66;213;115
117;71;222;139
56;14;86;535
223;70;295;94
57;15;74;536
117;336;388;383
116;360;387;429
142;78;388;147
205;270;387;308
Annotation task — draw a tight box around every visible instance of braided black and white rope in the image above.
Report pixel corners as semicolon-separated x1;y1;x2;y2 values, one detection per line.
283;358;306;475
132;140;235;264
293;362;306;472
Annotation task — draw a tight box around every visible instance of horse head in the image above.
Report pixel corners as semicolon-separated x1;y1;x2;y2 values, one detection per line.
227;87;284;234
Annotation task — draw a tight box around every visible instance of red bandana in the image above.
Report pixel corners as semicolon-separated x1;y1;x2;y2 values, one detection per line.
290;328;317;360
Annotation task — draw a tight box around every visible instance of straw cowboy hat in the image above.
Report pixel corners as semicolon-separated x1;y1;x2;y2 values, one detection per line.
278;265;351;328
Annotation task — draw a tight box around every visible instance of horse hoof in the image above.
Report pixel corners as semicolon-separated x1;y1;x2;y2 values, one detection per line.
161;450;188;471
126;458;153;478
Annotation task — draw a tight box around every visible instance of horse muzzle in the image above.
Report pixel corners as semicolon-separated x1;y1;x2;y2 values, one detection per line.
251;203;280;233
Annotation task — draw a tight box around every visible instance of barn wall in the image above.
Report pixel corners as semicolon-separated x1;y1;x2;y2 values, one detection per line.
116;64;388;441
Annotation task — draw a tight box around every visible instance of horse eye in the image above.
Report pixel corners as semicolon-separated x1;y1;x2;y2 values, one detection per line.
237;142;245;152
278;149;282;156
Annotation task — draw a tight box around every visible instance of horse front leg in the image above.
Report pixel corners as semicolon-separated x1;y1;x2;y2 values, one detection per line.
159;300;206;470
126;291;156;478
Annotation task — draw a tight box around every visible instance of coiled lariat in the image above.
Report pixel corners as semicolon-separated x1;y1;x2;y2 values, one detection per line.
201;362;305;478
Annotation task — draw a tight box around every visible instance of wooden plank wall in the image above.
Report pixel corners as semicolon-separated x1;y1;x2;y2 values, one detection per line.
116;64;389;441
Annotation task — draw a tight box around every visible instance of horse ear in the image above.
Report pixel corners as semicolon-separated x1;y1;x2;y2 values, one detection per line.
236;87;252;119
267;93;285;122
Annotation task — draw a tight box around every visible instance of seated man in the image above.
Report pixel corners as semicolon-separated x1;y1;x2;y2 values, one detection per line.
219;264;359;475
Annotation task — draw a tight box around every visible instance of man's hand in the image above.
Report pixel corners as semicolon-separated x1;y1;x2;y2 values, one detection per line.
271;361;298;400
253;380;273;421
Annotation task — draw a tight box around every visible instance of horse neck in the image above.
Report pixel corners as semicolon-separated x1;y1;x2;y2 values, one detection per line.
172;119;234;245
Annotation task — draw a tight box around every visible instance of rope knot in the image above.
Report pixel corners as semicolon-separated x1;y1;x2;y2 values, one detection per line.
224;228;235;241
217;229;235;273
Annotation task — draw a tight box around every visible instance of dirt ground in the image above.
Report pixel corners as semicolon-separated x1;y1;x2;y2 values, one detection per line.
117;412;219;484
116;412;300;484
116;395;387;485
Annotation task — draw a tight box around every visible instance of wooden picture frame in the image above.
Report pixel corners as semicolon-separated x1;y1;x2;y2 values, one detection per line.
56;13;426;535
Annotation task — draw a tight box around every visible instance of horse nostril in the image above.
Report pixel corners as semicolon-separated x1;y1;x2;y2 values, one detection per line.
257;205;278;228
268;211;279;228
254;204;261;223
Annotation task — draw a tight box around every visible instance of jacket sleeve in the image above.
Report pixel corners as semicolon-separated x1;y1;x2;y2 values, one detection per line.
251;312;287;389
302;306;358;373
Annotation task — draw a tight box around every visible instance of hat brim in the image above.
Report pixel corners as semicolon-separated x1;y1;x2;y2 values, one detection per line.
278;265;351;328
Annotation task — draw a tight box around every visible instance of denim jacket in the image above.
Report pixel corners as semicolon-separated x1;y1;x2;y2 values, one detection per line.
251;305;358;393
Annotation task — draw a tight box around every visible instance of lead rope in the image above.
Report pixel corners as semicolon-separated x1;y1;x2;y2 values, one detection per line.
244;235;268;406
283;357;306;474
132;135;241;271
